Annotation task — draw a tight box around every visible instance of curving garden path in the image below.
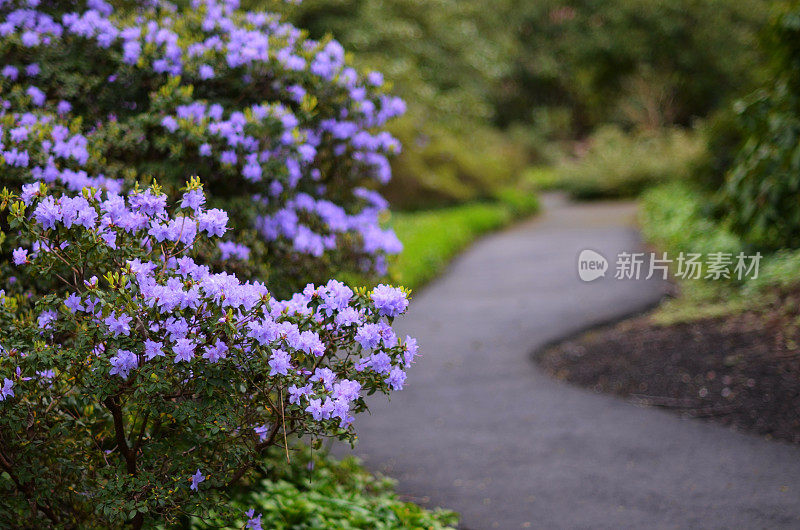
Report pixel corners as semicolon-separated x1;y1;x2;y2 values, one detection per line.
339;194;800;529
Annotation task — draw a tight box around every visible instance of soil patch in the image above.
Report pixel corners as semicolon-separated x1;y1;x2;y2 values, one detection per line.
536;292;800;443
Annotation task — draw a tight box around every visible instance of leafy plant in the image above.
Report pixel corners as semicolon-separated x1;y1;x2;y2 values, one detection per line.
189;449;458;529
718;0;800;251
495;0;767;133
556;126;705;199
0;0;421;527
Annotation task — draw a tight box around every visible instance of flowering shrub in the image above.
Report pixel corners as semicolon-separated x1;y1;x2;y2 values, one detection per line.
0;0;415;527
0;182;415;526
0;0;404;296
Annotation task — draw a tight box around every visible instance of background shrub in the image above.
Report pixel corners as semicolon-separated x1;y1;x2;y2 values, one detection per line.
640;182;745;258
713;1;800;250
494;0;767;135
555;126;706;200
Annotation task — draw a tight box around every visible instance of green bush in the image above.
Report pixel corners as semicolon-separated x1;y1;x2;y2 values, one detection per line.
721;84;800;250
190;450;458;529
496;0;767;134
640;182;744;258
715;2;800;251
745;248;800;293
382;116;528;210
557;126;705;199
717;0;800;251
276;0;511;127
640;182;800;322
690;107;747;193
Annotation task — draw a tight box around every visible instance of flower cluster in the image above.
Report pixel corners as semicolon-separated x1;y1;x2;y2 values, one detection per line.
0;0;406;294
0;183;415;526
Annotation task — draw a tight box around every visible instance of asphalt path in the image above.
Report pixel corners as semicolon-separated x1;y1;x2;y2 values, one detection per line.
339;195;800;529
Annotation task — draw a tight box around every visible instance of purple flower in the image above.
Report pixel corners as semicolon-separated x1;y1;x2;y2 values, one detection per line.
198;143;212;156
37;369;55;381
199;64;214;79
2;65;18;80
0;378;14;401
12;248;28;265
310;367;336;390
368;71;384;86
242;162;262;182
220;150;237;165
320;280;353;315
33;196;62;229
218;241;250;260
190;469;205;491
202;339;228;363
355;323;382;349
288;383;312;404
335;307;362;328
164;316;190;338
402;336;418;366
144;340;164;361
305;398;324;420
109;349;138;379
384;366;406;390
268;349;292;376
370;285;408;318
64;293;84;313
21;31;40;47
197;208;228;237
253;425;270;443
161;116;179;132
26;86;46;106
180;189;205;211
173;338;195;363
365;352;392;374
295;330;324;357
20;183;40;205
104;312;132;336
245;509;263;530
37;310;57;330
57;100;72;114
332;379;361;402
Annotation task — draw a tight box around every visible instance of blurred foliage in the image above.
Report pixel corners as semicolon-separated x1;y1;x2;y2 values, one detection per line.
257;0;770;210
555;126;706;199
496;0;769;135
387;191;539;289
189;449;458;529
746;248;800;293
639;182;753;324
275;0;513;125
690;106;747;193
382;116;528;210
717;1;800;251
640;182;745;259
258;0;527;209
520;166;562;192
640;181;800;324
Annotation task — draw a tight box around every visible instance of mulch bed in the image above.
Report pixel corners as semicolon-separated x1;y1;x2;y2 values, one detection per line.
536;291;800;443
